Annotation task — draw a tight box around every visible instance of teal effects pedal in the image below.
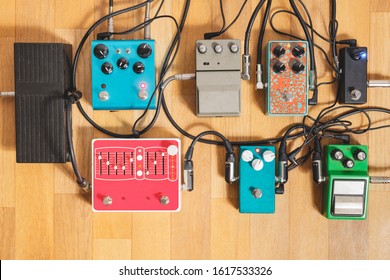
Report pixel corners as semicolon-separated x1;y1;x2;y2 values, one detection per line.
239;146;276;213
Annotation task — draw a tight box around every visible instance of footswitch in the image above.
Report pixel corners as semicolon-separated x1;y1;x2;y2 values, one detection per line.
91;40;156;110
92;138;180;211
239;146;276;213
265;41;308;116
196;39;241;116
323;145;369;219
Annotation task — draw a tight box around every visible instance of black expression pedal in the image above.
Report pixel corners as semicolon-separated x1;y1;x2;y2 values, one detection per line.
14;43;72;163
338;47;367;104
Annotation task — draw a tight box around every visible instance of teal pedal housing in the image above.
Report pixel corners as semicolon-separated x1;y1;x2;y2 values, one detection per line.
239;146;276;213
91;40;156;110
323;144;369;220
265;41;308;116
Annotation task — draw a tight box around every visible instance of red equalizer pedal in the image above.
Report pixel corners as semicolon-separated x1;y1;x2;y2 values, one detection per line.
92;138;181;212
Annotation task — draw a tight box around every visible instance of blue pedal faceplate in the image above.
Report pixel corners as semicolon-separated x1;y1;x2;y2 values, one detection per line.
91;40;156;110
239;146;276;213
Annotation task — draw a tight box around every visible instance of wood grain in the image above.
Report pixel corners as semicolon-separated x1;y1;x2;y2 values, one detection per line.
0;0;15;37
0;0;390;260
0;208;15;259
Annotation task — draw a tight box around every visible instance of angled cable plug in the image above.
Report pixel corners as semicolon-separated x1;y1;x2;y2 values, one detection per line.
312;137;326;184
182;159;194;191
225;152;238;184
241;54;251;80
182;146;194;191
78;177;92;192
309;70;316;91
0;91;15;97
276;140;288;194
287;146;301;166
256;64;264;89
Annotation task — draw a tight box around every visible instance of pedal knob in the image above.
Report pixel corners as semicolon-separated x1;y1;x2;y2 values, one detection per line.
101;62;113;74
292;62;305;74
241;150;254;162
273;45;286;57
133;62;145;74
198;44;207;54
343;158;355;168
292;45;305;58
137;43;153;58
94;44;109;59
117;57;129;69
273;62;286;73
354;149;367;161
229;43;239;53
262;150;275;162
332;149;344;160
251;158;264;171
214;44;223;53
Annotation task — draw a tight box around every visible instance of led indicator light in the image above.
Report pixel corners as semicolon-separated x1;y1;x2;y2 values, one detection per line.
140;82;147;89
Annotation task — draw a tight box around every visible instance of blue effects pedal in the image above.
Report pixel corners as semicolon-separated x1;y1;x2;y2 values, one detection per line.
265;41;308;116
239;146;276;213
91;40;156;110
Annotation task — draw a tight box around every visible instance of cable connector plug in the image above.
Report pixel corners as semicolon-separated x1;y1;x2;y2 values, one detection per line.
67;90;83;104
275;183;285;195
338;39;357;47
331;133;350;144
241;54;251;80
309;70;316;91
77;177;91;192
287;147;301;166
370;176;390;184
312;137;326;184
225;152;238;184
0;91;15;97
182;160;194;191
256;64;264;89
204;32;221;40
276;140;288;194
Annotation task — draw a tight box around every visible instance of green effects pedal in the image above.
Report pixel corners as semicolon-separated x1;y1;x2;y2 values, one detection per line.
239;146;276;213
323;145;369;220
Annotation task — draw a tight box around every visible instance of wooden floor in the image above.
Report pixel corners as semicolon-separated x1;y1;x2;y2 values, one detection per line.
1;0;390;260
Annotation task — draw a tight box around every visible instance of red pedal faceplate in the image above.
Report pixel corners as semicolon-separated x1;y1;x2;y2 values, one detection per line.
92;138;181;211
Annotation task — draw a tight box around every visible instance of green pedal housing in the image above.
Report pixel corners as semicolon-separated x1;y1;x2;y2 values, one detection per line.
323;144;369;220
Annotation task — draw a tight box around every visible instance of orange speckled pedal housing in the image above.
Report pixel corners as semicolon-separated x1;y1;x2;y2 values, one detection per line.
265;41;308;116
